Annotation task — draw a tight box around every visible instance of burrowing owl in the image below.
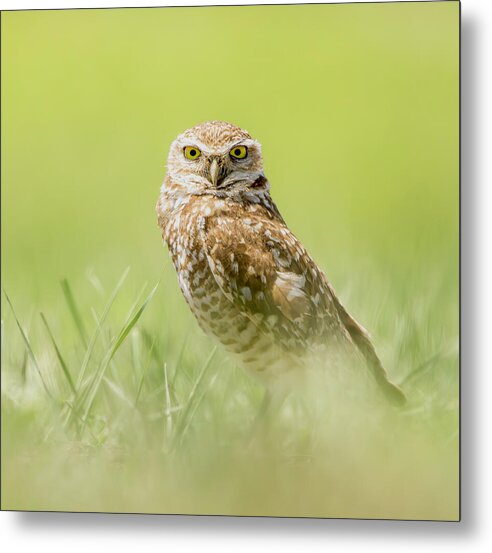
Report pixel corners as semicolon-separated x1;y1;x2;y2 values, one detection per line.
156;121;405;405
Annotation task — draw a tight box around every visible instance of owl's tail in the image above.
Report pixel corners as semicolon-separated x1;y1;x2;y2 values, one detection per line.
350;329;407;407
332;294;407;407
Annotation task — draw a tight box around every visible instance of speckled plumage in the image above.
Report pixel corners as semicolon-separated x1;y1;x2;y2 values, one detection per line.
156;121;405;404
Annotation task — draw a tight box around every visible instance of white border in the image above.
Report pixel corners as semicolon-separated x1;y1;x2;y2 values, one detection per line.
0;0;452;11
3;1;492;553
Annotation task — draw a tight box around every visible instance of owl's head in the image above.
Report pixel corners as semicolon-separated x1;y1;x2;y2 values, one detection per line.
165;121;266;196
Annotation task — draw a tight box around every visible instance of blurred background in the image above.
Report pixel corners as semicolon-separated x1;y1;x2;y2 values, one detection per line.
2;2;458;298
1;2;459;519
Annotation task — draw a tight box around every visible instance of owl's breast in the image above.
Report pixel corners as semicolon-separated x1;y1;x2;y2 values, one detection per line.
162;196;231;318
160;195;296;377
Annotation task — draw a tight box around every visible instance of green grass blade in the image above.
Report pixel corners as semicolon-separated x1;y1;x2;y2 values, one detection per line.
75;267;130;391
90;308;125;393
80;282;159;424
3;289;54;400
178;371;219;444
134;333;156;407
103;376;133;407
170;346;217;450
21;350;28;385
171;333;189;388
65;267;131;428
85;267;105;296
110;283;159;358
163;362;173;439
40;312;76;394
60;278;88;347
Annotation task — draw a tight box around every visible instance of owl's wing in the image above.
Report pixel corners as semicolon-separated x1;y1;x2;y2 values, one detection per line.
200;206;406;405
199;207;345;348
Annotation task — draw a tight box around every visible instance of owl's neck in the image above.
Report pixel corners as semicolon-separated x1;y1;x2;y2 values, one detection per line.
157;175;284;231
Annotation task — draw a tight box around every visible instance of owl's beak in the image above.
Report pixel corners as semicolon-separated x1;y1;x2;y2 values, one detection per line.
208;158;221;187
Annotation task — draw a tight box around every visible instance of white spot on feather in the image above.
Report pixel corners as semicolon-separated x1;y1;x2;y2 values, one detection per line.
241;287;252;302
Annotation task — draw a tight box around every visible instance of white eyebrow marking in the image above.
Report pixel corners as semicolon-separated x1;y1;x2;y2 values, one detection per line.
230;140;247;148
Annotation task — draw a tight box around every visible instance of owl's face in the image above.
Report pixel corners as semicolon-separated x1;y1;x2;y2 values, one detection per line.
165;121;265;196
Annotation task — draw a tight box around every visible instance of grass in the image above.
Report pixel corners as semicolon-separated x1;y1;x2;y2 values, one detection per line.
1;259;459;519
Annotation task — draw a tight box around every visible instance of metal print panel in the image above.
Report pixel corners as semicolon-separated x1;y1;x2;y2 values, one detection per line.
1;1;460;520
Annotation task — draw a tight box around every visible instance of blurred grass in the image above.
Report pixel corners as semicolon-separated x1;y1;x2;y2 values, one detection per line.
1;3;459;519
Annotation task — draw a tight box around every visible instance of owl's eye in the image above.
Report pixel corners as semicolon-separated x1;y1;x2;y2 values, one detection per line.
184;146;201;160
229;146;248;160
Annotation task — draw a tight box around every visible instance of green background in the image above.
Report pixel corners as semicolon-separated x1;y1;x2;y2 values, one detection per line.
2;2;458;296
1;2;459;519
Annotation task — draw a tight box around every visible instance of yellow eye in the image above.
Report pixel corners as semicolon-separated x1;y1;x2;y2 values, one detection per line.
184;146;201;160
229;145;248;159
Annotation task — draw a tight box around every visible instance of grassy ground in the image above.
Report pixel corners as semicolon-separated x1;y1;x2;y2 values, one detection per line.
1;3;459;519
1;257;459;519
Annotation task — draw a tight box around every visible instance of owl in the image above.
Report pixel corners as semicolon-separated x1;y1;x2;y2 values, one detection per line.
156;121;405;405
